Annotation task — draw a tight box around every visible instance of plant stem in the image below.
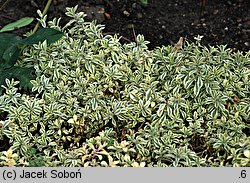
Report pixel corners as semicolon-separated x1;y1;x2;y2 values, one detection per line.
0;0;11;10
32;0;53;34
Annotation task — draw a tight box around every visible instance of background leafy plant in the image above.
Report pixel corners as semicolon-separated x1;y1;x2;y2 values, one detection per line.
0;25;63;95
0;0;61;95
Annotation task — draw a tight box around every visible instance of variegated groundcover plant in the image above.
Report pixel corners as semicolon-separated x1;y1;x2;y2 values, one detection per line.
0;6;249;167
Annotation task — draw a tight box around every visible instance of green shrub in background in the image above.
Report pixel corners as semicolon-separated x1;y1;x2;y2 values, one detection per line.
0;0;62;95
0;6;249;167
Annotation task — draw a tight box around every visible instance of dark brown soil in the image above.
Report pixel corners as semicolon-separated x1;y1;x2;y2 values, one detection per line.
0;0;249;52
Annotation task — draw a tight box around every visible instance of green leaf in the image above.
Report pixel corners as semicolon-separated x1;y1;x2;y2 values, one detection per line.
91;98;98;110
183;76;194;89
145;89;152;102
244;150;250;158
0;33;21;69
2;129;13;137
0;66;36;94
21;28;64;45
220;95;229;102
140;0;148;7
166;106;173;117
157;103;166;117
129;91;140;101
2;44;20;69
0;17;34;33
194;76;203;97
210;109;218;118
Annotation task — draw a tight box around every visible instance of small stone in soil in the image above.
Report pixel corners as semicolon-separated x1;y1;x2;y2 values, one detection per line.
123;10;130;17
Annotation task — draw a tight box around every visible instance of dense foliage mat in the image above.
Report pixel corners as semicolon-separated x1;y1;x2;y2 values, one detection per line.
0;6;249;167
